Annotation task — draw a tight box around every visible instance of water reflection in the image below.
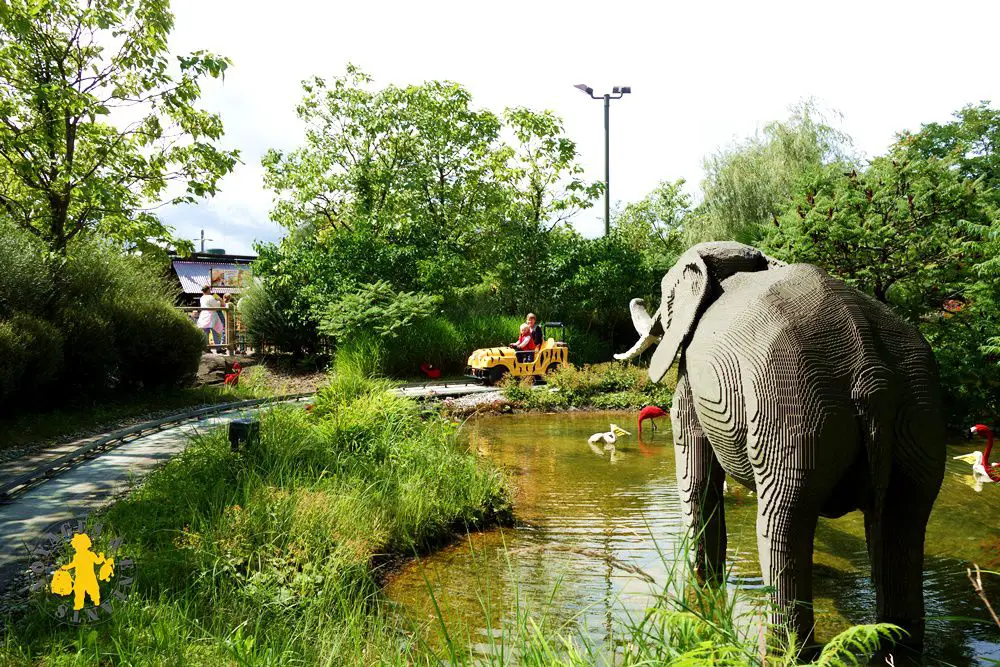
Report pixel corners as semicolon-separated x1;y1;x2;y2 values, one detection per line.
386;412;1000;664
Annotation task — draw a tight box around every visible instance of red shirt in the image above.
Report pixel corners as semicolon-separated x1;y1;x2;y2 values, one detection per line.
514;334;536;351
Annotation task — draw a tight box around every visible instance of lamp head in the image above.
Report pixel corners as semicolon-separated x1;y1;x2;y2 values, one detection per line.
574;83;594;96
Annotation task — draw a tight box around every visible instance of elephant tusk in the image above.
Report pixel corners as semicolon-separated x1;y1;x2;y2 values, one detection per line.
614;333;661;361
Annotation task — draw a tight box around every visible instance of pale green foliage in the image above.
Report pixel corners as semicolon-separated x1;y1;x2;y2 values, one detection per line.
764;151;989;309
319;280;442;343
687;101;854;246
0;0;238;253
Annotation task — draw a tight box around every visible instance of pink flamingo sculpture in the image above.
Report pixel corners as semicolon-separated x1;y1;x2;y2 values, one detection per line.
420;362;442;379
638;405;668;436
224;362;242;387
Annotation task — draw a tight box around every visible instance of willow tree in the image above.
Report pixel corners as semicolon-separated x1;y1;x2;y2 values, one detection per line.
0;0;238;254
687;102;854;246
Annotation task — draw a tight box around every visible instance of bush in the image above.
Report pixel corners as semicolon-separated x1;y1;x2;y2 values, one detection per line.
0;223;205;411
501;361;674;411
115;304;206;389
333;314;612;379
239;280;320;356
57;305;118;395
320;281;441;342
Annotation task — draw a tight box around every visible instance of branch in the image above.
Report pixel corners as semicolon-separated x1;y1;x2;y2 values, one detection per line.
967;564;1000;630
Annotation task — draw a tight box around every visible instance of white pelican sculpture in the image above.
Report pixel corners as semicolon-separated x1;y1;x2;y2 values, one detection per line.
589;423;631;446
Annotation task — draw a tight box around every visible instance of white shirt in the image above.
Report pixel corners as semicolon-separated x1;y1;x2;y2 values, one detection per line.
197;293;222;328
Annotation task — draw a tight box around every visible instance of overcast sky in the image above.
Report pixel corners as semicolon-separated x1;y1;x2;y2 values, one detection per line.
159;0;1000;255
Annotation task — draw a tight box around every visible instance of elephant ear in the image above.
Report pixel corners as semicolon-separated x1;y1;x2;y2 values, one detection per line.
648;252;710;383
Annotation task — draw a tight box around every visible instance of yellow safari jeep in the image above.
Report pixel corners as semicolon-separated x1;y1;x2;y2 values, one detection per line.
465;322;569;385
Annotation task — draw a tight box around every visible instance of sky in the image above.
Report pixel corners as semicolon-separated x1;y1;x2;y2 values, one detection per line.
159;0;1000;255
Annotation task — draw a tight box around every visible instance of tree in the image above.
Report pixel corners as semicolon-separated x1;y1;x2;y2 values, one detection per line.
765;150;990;314
612;179;690;271
900;101;1000;206
0;0;238;254
260;65;600;316
763;132;999;424
688;102;854;246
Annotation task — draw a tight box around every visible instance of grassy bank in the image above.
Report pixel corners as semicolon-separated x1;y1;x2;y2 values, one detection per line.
0;370;510;664
499;361;676;412
0;361;328;454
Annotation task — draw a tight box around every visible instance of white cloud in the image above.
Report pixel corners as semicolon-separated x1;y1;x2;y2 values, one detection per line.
160;0;1000;250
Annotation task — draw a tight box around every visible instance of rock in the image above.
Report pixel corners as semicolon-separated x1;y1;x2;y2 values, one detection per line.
195;354;257;386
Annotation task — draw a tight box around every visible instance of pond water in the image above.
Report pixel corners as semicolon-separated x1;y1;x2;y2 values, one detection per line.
385;412;1000;664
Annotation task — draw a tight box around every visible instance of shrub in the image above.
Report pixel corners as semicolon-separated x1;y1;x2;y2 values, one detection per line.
0;220;53;315
57;305;118;395
501;361;674;410
320;281;441;342
333;314;612;378
115;304;205;389
239;280;320;356
0;224;205;410
0;313;65;401
0;320;27;400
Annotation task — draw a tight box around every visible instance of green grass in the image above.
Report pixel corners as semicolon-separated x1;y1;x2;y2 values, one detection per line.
499;361;676;412
0;362;908;665
0;368;511;665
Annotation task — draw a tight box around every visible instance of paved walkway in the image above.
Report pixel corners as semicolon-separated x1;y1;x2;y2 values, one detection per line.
0;407;258;586
395;383;496;399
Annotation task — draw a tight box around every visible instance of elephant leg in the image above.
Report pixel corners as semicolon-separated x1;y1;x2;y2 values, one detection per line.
754;481;821;648
672;374;727;582
865;466;937;649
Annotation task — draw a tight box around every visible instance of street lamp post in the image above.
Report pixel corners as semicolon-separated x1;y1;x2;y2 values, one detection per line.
574;83;631;236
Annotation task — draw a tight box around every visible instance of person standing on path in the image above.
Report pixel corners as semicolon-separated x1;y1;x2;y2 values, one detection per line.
197;286;223;352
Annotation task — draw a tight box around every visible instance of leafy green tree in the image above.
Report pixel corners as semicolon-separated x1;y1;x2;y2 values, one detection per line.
612;179;690;271
258;65;601;330
896;102;1000;419
900;101;1000;206
763;134;999;423
764;152;989;311
0;0;238;254
689;102;854;246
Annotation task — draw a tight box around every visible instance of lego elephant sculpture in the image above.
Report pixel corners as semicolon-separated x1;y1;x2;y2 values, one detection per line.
616;241;945;648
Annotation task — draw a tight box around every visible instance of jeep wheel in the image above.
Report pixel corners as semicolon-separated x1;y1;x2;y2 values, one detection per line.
488;366;508;386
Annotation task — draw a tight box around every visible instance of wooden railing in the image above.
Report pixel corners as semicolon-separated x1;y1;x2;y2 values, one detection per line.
177;305;248;355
